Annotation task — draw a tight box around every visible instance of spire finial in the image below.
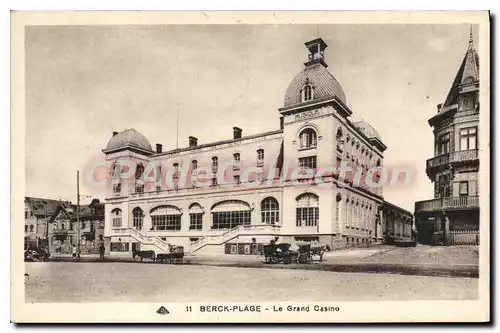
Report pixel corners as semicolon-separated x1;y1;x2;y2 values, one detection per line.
469;25;474;46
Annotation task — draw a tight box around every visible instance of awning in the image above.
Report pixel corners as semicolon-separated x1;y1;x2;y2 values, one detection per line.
212;200;251;212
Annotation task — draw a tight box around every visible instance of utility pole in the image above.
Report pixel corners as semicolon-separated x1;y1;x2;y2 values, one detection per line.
176;105;179;149
77;170;80;260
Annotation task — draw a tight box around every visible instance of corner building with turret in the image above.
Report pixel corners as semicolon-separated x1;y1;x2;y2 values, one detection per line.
415;32;480;245
103;38;413;256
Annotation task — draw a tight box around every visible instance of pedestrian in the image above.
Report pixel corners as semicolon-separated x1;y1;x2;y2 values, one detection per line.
72;244;77;260
99;243;105;260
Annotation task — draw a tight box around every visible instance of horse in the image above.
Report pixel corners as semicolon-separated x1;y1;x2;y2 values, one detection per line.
310;244;330;262
132;250;156;262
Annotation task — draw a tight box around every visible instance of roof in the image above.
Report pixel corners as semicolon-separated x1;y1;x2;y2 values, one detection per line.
441;34;480;109
49;201;104;223
353;120;383;142
104;128;153;152
284;63;346;107
25;197;61;217
154;129;283;157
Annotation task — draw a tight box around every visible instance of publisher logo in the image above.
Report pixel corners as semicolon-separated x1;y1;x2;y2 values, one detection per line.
156;306;170;315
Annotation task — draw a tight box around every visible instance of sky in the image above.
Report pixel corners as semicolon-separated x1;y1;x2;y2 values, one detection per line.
25;24;478;211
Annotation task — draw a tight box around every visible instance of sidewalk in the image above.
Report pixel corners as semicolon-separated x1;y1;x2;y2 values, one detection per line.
45;245;478;278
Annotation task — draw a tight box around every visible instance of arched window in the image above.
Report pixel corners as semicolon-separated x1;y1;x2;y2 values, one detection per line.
173;163;180;180
132;207;144;231
299;128;317;149
257;149;264;161
135;164;145;194
191;160;198;170
81;222;86;230
211;156;218;170
296;193;319;227
302;84;313;102
189;203;203;230
29;224;34;232
261;197;279;225
111;208;122;228
155;164;162;192
112;163;120;178
211;200;251;229
233;153;240;163
61;223;65;230
150;205;181;231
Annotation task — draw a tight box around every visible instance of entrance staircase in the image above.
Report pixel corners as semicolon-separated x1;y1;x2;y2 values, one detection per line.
110;227;171;254
190;224;281;254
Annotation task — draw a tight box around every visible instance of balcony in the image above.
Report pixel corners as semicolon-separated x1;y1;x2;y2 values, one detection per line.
426;150;478;176
415;195;479;213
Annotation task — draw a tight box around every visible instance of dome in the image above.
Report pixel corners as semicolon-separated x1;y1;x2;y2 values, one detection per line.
105;128;152;151
284;63;347;107
353;121;383;142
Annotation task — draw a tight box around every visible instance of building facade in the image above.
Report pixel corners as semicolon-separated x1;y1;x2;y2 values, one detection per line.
48;200;106;254
24;197;60;250
103;38;412;255
415;31;480;245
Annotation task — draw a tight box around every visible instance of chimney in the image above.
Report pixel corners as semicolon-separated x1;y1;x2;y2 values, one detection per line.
233;127;242;139
279;116;284;130
437;103;443;113
112;131;119;137
156;143;163;153
189;136;198;147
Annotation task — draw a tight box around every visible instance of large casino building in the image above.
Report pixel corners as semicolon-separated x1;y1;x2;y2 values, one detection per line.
102;38;413;256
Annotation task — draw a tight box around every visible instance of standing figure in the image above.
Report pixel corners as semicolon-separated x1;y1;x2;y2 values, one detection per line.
99;243;105;260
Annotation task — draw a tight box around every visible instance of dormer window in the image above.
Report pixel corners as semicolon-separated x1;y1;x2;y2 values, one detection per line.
302;84;313;102
299;128;317;149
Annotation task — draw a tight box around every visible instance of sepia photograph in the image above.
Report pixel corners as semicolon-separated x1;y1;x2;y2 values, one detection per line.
11;11;490;323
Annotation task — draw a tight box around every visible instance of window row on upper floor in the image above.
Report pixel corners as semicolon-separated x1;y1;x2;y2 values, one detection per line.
435;126;478;156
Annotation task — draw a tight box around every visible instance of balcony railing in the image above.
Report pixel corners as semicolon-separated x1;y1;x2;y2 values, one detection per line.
426;149;478;170
415;195;479;213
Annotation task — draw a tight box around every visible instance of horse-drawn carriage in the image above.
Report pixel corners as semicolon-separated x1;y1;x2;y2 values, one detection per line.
24;247;50;262
132;244;184;264
263;242;329;264
263;243;298;264
156;245;184;264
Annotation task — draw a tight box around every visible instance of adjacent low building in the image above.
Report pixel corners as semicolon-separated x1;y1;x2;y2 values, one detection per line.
48;199;106;254
24;197;60;250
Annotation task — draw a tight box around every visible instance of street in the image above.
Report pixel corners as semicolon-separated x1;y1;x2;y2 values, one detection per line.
25;262;478;303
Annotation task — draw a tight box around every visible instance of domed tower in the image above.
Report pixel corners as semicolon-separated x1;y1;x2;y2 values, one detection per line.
278;37;387;247
279;37;354;181
102;128;155;199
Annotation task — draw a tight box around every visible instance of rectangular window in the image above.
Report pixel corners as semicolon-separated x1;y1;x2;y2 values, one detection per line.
135;183;144;194
112;217;122;228
110;242;129;252
234;175;240;184
189;213;203;230
298;156;317;169
211;177;218;187
437;174;451;198
437;133;450;155
459;181;469;196
113;183;122;196
151;215;181;231
460;127;477;151
25;211;28;219
212;211;250;229
295;207;319;227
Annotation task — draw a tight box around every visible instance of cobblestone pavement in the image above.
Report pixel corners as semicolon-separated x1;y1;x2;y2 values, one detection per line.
25;262;478;303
